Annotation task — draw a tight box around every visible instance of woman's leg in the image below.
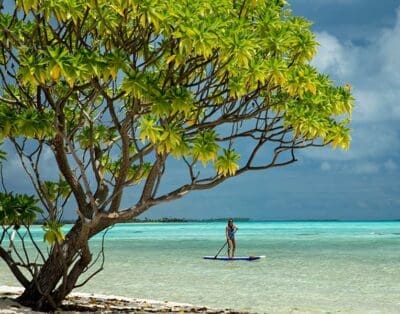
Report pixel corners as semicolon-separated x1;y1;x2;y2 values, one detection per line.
227;239;232;258
231;238;236;258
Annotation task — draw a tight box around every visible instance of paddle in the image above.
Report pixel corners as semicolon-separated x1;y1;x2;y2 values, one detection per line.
214;229;237;259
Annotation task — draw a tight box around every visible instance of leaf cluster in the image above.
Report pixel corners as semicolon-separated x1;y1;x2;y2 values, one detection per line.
42;220;65;245
0;192;43;225
0;0;354;217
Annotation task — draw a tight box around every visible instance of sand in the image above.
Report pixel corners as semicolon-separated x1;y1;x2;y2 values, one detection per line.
0;286;247;313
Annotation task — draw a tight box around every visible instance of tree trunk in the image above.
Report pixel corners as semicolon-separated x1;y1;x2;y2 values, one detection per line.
17;253;66;311
17;221;92;311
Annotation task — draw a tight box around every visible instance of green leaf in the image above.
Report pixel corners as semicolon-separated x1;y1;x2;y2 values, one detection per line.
0;192;42;225
191;130;220;166
138;116;163;144
215;149;240;176
42;220;65;245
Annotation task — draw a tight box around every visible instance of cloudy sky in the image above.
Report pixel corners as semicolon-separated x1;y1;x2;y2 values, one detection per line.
2;1;400;220
148;0;400;220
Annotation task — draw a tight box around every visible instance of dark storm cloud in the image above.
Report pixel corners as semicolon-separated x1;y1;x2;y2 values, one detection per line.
290;0;400;44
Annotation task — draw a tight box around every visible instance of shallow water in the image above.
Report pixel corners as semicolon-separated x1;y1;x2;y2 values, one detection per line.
1;221;400;313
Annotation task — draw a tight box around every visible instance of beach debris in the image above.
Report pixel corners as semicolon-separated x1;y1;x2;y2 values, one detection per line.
0;286;249;313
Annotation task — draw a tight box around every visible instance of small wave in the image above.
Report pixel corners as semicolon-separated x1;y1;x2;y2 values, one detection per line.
296;233;318;236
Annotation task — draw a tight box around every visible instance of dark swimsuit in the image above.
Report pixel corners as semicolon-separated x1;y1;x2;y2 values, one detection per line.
227;227;235;239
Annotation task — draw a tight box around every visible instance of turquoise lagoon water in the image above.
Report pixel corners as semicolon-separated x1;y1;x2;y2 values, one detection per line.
1;221;400;313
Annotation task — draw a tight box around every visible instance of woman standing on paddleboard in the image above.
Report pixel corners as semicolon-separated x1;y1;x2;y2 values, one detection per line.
226;218;238;259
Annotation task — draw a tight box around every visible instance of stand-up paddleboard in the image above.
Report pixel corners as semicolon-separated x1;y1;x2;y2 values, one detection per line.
203;255;265;261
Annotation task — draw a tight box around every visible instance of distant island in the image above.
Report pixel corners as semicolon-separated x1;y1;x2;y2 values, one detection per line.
33;217;251;224
131;217;251;223
32;218;400;225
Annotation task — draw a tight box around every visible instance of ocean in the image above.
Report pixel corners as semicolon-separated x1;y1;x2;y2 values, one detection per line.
1;221;400;313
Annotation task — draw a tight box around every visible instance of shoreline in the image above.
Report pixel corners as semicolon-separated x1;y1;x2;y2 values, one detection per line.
0;286;248;313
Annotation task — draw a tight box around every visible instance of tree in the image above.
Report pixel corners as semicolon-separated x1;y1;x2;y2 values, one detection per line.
0;0;353;310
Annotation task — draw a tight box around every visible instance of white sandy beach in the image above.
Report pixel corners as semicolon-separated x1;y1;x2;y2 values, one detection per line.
0;285;245;313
